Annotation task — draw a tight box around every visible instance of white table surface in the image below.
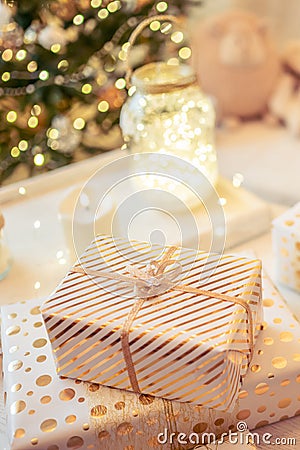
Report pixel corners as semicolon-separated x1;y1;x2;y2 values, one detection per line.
1;132;300;449
217;121;300;207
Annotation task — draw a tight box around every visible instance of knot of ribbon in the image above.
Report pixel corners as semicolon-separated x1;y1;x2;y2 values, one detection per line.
71;246;254;394
125;246;182;298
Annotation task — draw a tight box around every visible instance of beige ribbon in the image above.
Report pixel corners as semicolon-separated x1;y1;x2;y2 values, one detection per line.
71;247;254;394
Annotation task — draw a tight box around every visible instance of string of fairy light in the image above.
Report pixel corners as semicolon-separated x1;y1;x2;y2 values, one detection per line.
0;0;192;169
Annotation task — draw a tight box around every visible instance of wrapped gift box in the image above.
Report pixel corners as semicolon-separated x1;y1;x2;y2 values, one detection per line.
1;273;299;450
41;235;262;412
272;202;300;292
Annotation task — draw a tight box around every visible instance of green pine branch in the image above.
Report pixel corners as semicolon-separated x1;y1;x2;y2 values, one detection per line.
0;0;191;184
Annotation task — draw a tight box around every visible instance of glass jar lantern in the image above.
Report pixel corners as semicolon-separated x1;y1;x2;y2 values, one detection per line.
120;15;218;203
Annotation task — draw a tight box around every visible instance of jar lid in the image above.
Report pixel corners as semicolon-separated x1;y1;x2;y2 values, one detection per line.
131;62;197;94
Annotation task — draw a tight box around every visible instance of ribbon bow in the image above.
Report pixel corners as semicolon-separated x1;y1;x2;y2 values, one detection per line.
71;246;254;394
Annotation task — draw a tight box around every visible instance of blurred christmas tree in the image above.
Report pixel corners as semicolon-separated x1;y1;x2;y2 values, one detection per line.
0;0;197;184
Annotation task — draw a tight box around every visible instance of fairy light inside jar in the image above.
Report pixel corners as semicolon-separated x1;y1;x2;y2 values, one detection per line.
120;62;218;205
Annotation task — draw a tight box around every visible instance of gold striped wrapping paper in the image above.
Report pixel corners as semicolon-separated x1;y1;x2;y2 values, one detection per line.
42;235;263;412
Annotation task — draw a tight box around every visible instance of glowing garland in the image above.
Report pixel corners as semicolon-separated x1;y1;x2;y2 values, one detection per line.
0;0;192;173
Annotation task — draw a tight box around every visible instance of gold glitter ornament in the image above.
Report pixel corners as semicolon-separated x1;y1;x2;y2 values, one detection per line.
77;0;91;10
0;3;23;49
98;83;126;110
50;0;77;21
